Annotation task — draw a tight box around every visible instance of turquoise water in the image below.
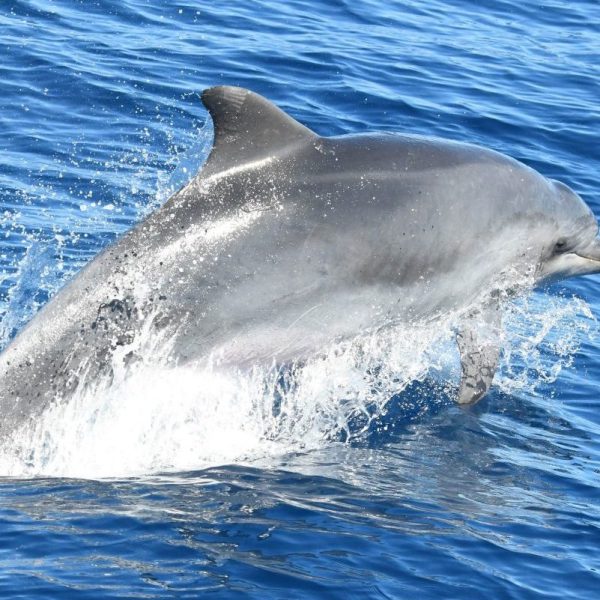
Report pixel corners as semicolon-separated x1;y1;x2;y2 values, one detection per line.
1;0;599;597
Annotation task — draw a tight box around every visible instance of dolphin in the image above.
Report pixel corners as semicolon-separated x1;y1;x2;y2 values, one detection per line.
1;85;599;435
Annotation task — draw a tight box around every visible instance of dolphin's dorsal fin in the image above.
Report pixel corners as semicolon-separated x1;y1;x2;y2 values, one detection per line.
200;86;316;177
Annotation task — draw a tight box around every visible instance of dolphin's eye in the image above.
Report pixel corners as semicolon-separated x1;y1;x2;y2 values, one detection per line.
554;238;569;253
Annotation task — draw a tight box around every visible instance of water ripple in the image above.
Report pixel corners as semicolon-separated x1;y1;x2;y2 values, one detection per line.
0;0;599;597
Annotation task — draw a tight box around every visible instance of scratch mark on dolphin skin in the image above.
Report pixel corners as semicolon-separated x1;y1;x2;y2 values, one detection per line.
267;303;325;360
202;157;276;186
153;211;263;266
285;304;324;332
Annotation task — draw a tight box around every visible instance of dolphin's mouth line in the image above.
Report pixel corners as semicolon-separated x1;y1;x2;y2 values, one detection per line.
575;252;600;263
574;236;600;263
567;245;600;277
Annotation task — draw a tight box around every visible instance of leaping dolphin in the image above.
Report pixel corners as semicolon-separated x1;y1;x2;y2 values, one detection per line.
1;85;599;434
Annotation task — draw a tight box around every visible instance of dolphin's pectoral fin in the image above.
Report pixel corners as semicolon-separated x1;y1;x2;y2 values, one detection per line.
456;328;499;404
199;86;317;177
455;302;502;405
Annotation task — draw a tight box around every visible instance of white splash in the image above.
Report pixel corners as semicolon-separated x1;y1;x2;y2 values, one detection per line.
0;289;594;480
498;291;596;395
0;316;453;478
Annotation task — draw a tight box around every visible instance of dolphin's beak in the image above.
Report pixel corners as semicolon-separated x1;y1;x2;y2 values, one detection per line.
574;236;600;275
539;235;600;283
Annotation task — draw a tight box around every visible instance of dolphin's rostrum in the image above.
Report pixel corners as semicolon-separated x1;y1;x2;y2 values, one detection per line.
1;86;599;433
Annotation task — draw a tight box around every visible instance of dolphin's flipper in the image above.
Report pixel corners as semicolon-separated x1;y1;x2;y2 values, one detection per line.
456;302;502;404
199;86;317;177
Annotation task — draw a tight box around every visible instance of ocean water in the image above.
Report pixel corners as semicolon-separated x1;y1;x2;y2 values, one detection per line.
1;0;599;597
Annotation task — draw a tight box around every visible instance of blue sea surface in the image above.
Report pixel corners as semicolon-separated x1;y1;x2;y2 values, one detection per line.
1;0;600;597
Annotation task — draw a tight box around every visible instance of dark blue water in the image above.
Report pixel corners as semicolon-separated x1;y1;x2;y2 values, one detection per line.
1;0;600;597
